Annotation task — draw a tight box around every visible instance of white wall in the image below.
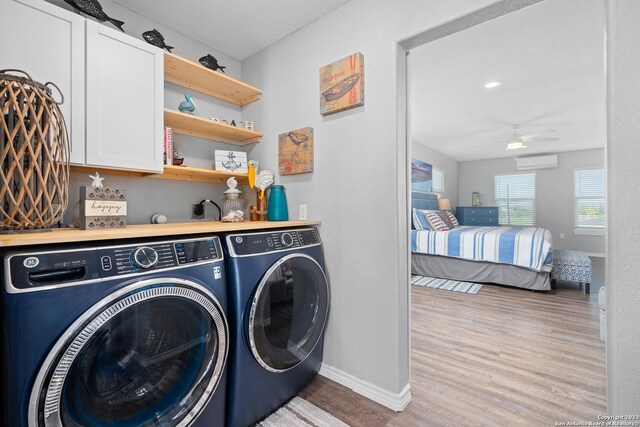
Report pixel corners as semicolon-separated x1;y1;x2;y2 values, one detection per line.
241;0;497;402
411;142;459;208
458;149;605;254
606;0;640;413
44;0;248;225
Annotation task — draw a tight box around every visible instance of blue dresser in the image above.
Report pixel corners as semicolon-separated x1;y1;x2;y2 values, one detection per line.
456;207;499;226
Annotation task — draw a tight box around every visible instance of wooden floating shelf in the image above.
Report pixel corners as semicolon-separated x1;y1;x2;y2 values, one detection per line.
153;165;249;184
70;165;249;185
164;109;261;146
164;53;262;106
70;164;154;178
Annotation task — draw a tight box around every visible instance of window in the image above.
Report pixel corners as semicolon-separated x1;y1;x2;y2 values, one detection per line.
494;173;536;226
432;168;444;194
575;168;605;230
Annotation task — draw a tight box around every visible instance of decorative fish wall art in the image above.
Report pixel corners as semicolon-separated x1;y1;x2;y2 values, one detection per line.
63;0;124;32
199;54;226;73
142;29;173;52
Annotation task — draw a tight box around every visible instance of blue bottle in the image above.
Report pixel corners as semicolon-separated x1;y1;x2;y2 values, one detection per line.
267;185;288;221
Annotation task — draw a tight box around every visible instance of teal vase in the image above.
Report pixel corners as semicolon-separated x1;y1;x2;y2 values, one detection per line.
267;185;288;221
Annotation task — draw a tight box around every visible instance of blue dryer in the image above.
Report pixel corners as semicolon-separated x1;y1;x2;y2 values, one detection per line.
223;227;330;427
1;235;229;427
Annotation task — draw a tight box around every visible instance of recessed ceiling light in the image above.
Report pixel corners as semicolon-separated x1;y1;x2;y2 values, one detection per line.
484;81;503;89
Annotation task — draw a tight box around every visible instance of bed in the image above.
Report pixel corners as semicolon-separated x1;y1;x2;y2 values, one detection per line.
410;192;553;291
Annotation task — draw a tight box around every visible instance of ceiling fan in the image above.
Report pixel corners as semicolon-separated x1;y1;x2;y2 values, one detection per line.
500;125;560;151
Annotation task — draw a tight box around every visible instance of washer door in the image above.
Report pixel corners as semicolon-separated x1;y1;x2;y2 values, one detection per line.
29;279;228;427
249;254;329;372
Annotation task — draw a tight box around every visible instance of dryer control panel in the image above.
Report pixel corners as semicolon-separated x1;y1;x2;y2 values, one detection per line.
6;236;222;292
228;228;320;256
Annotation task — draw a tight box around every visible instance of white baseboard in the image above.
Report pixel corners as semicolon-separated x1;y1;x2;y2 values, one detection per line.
319;363;412;411
585;252;606;258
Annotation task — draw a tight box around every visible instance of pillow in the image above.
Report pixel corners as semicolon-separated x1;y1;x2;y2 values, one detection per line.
445;211;459;228
425;210;450;231
412;208;430;230
413;209;451;231
437;211;454;229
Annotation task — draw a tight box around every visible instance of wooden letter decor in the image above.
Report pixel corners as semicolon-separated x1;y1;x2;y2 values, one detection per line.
79;186;127;229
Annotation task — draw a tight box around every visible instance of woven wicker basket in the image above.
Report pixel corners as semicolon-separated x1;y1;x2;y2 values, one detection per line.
0;69;69;230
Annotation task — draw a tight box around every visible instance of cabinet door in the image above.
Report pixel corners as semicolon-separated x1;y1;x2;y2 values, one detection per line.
0;0;85;164
85;20;163;172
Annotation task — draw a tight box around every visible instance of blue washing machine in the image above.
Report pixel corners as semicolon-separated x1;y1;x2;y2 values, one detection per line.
223;227;330;427
1;235;229;427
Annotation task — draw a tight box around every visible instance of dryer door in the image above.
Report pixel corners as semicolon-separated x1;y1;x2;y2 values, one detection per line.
248;254;329;372
29;279;228;427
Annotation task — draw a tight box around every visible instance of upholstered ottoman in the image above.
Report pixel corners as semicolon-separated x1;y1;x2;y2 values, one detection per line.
551;249;592;294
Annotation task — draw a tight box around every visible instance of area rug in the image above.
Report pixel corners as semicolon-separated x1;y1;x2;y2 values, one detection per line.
258;396;350;427
411;275;484;294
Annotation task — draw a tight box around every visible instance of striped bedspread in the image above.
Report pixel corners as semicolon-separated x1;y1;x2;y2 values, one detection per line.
411;226;554;272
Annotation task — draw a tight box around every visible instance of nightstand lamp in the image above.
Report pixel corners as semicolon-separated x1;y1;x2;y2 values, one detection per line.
438;198;452;211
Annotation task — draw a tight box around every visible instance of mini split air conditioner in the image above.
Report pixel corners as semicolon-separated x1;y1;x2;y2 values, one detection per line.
516;154;558;171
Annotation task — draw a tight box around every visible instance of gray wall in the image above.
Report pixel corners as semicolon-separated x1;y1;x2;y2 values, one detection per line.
458;149;605;254
411;142;459;210
606;0;640;413
242;0;497;397
39;0;640;413
45;0;249;225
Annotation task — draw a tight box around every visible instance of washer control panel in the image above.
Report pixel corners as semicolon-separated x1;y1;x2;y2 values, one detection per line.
228;228;320;256
100;237;221;278
6;236;223;291
104;242;178;276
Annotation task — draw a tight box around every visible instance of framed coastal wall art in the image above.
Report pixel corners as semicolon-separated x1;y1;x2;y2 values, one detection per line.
278;127;314;175
319;52;364;115
411;158;433;193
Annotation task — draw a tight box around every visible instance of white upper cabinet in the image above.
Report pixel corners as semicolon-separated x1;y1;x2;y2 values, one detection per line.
0;0;163;172
0;0;85;164
85;21;164;172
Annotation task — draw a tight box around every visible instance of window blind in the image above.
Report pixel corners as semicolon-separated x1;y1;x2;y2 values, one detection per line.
494;173;536;226
432;168;444;194
575;168;605;228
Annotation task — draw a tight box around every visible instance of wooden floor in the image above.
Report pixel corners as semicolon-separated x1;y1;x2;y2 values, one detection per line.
300;260;606;426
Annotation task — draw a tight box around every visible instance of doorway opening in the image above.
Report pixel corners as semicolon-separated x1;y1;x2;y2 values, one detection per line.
399;0;607;422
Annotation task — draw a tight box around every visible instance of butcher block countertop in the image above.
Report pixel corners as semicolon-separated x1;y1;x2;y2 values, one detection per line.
0;220;320;248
